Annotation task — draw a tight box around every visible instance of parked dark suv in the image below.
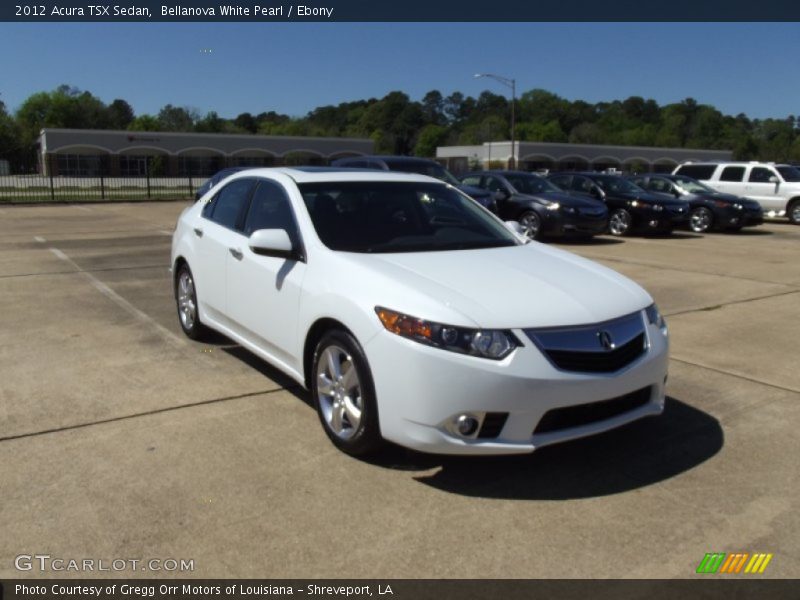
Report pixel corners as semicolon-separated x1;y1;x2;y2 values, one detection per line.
627;173;763;233
330;155;496;212
547;172;689;236
459;170;608;240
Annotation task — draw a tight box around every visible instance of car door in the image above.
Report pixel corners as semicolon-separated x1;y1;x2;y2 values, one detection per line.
483;175;515;219
744;166;784;212
195;177;256;317
714;165;747;196
226;178;306;368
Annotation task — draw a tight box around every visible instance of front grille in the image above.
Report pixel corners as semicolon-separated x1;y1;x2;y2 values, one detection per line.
478;412;508;439
533;386;652;435
545;332;646;373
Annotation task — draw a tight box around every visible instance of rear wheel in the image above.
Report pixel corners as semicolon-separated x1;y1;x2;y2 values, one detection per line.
788;199;800;225
175;264;207;340
311;329;383;456
608;209;632;236
518;210;542;241
689;207;714;233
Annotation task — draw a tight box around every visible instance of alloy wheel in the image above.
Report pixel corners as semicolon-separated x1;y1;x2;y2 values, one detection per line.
519;211;541;240
690;207;713;233
177;270;197;331
608;209;631;236
315;345;363;440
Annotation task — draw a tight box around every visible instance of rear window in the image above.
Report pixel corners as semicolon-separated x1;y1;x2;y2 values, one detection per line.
675;164;717;180
720;166;745;182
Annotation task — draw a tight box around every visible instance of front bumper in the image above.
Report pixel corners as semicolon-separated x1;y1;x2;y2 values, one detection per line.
364;316;669;455
543;209;609;236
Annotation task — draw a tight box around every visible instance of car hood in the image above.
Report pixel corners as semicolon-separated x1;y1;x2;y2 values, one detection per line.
516;191;606;209
696;192;761;208
614;191;684;206
457;184;492;198
342;244;650;329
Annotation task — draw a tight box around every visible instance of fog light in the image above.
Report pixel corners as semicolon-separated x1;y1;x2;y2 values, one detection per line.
455;414;479;437
649;220;659;227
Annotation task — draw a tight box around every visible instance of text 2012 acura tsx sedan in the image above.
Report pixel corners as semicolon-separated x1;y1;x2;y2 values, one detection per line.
171;168;669;456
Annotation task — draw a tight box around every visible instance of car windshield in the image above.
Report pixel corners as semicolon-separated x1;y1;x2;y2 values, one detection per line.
505;173;562;195
777;166;800;182
592;176;642;194
385;161;461;185
299;181;519;253
672;176;713;193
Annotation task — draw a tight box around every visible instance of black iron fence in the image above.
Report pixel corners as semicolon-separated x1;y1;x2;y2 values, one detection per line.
0;172;198;203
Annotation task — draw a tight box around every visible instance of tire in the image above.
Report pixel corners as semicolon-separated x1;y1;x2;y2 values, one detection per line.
311;329;383;456
175;263;207;340
518;210;543;241
788;199;800;225
689;207;713;233
608;208;632;236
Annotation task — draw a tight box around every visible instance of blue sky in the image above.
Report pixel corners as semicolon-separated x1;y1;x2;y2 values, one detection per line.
1;22;798;120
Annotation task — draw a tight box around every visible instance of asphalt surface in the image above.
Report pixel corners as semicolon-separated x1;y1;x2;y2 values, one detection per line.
0;201;798;579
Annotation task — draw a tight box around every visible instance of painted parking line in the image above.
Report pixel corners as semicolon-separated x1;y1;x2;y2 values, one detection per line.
46;245;187;348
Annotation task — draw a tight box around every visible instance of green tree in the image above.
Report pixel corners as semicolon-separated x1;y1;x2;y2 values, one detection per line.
413;124;448;157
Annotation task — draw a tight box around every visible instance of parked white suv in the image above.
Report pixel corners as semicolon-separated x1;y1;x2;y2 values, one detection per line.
673;162;800;224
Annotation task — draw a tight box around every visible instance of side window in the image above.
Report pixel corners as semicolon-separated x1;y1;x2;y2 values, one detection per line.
648;178;673;194
485;176;506;193
676;164;716;180
572;177;594;194
629;177;646;188
749;167;775;183
720;166;745;182
548;175;570;190
206;178;255;231
242;180;300;250
460;175;481;187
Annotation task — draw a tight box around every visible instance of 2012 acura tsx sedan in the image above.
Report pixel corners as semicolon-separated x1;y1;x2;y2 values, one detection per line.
171;167;669;456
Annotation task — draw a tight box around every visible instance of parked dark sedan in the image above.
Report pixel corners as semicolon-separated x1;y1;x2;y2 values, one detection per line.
459;170;608;240
627;173;763;233
330;155;496;212
547;172;690;236
194;166;253;200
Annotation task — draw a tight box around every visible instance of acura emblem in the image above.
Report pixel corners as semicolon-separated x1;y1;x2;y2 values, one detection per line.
598;330;615;350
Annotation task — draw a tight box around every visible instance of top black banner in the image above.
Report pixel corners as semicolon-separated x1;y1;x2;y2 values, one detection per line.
4;0;800;21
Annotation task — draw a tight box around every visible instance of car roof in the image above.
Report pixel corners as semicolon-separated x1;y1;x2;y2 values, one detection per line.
226;166;442;184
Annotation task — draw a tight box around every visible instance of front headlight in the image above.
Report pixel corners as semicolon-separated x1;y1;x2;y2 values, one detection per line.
733;203;744;210
652;204;664;212
375;307;519;360
645;303;668;336
545;202;561;211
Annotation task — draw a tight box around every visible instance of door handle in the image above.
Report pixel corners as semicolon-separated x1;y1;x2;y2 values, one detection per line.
193;227;203;238
229;248;243;261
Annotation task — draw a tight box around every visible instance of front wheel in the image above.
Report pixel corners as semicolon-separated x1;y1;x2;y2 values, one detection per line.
690;207;713;233
518;210;543;241
788;199;800;225
608;209;632;236
311;329;383;456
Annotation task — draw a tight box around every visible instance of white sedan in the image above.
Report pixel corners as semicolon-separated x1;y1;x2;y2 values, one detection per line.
171;168;669;456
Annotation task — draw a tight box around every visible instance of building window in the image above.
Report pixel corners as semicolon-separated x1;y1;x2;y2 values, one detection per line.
119;155;167;176
232;156;275;167
178;156;223;177
56;154;107;176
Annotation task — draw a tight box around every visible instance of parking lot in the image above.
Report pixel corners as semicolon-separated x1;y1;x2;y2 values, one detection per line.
0;200;798;579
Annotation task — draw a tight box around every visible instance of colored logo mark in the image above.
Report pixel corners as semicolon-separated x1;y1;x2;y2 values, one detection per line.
696;552;773;574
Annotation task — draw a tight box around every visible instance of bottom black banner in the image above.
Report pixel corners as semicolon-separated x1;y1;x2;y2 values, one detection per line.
1;580;798;600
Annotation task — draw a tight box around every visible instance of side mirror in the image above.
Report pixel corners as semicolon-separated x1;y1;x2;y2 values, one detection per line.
504;220;528;241
493;189;509;201
768;175;779;184
249;229;301;261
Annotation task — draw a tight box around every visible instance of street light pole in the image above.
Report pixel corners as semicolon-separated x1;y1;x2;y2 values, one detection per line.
474;73;516;169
